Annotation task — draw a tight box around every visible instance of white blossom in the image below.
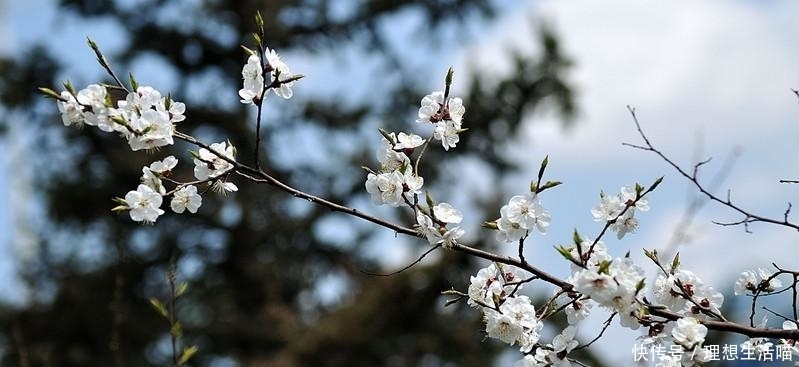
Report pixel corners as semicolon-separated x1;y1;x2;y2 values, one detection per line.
124;184;165;223
484;295;542;351
239;54;264;104
496;193;550;243
57;91;85;127
467;264;525;308
416;91;445;123
433;202;462;224
433;120;461;151
194;141;236;181
364;171;405;207
395;132;423;150
734;270;757;295
171;185;202;214
672;317;707;349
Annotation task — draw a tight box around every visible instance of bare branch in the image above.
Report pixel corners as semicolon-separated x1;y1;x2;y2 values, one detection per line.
623;106;799;232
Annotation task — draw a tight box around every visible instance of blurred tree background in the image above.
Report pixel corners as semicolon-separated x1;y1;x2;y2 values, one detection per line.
0;1;586;366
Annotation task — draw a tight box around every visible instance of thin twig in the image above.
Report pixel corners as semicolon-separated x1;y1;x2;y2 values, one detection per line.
360;244;442;276
622;106;799;232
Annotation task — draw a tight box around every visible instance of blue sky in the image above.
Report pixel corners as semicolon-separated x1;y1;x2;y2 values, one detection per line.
3;1;799;365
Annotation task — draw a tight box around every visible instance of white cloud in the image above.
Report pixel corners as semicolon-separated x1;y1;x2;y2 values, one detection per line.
460;1;799;170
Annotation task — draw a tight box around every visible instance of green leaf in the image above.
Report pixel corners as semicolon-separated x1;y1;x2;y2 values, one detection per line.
240;45;256;56
177;345;199;366
378;128;395;144
176;282;189;298
572;229;582;246
37;87;61;100
254;11;264;31
555;245;574;262
149;298;169;318
63;80;76;95
425;191;435;209
129;72;139;91
538;180;562;192
537;155;549;179
670;253;680;273
649;176;664;191
111;205;128;213
445;67;454;87
635;279;646;294
598;260;612;274
170;321;183;338
643;248;657;263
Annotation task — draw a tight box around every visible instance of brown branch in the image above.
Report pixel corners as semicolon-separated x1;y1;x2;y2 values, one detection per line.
176;126;799;343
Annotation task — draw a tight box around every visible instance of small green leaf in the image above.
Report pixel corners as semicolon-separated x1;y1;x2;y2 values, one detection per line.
170;321;183;338
643;248;659;264
670;253;680;273
240;45;256;56
445;66;454;87
111;115;128;126
425;191;435;208
254;11;264;31
537;155;549;179
111;205;128;213
649;176;664;191
176;282;189;298
378;128;395;144
164;93;173;110
86;37;98;50
635;279;646;294
598;260;612;274
482;220;498;230
229;140;237;156
555;245;574;262
538;181;562;192
177;345;199;366
635;183;644;195
129;72;139;91
38;87;62;100
149;298;169;318
572;229;582;246
63;80;76;95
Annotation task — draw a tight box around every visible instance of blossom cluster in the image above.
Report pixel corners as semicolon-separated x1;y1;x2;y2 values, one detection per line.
365;131;425;207
239;46;295;104
114;141;238;223
734;268;783;295
54;82;243;223
416;90;466;150
57;84;184;151
364;83;468;249
50;38;301;223
591;185;650;239
468;264;545;354
494;192;551;243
